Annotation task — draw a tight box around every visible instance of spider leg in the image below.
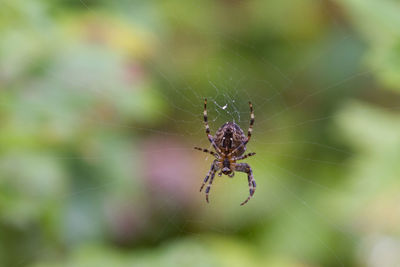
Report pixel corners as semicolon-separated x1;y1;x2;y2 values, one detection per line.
200;160;217;192
204;161;218;203
234;152;256;161
203;98;223;154
235;163;256;206
247;101;254;143
194;147;218;158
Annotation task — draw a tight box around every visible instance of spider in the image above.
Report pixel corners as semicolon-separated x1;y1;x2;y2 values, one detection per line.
194;98;256;206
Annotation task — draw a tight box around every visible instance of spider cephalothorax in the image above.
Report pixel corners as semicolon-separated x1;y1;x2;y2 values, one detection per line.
194;98;256;206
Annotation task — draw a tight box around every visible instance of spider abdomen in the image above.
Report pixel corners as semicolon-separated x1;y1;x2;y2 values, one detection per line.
214;122;247;156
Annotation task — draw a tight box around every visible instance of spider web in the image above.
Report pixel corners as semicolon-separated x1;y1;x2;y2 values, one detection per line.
2;1;394;266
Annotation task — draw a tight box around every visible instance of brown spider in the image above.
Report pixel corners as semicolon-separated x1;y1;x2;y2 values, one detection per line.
194;98;256;206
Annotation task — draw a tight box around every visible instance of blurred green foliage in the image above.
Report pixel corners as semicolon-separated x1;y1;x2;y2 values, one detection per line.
1;0;400;266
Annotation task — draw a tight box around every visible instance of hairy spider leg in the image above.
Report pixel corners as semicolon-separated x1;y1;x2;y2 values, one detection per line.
204;98;223;154
234;152;256;161
235;163;256;206
204;161;218;203
247;101;254;142
200;160;217;192
194;146;218;158
227;101;255;157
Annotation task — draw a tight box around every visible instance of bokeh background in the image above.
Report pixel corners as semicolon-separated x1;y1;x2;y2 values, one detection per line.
1;0;400;266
